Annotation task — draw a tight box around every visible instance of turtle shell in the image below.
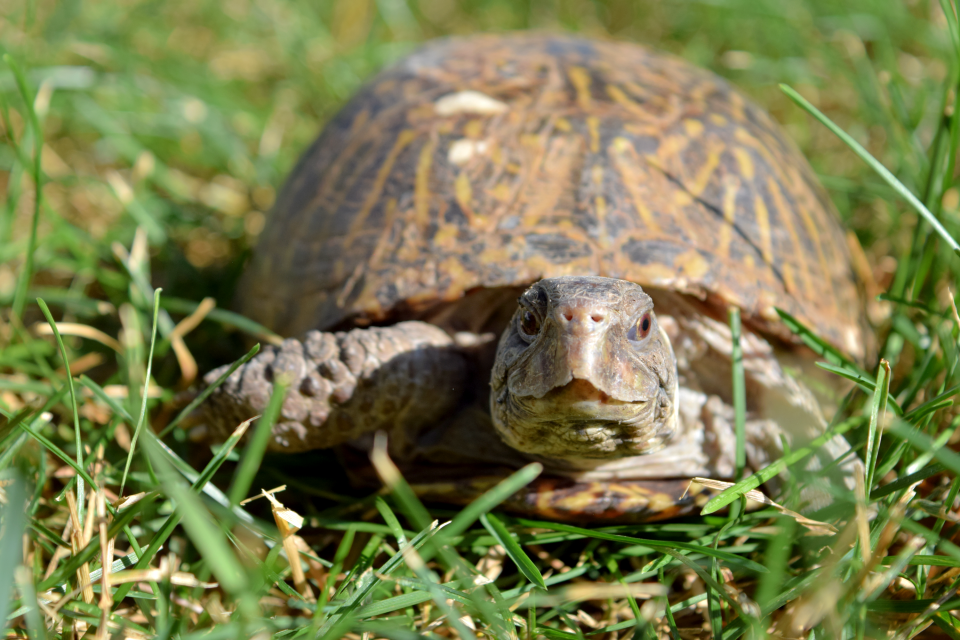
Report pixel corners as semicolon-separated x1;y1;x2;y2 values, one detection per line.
242;33;866;361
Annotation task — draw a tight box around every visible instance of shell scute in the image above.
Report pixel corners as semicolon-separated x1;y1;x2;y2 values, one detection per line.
243;34;865;360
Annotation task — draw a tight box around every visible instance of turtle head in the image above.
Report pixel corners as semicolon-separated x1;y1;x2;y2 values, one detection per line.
490;276;678;468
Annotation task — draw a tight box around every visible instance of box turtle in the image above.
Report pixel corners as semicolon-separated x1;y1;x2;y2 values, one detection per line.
200;34;867;521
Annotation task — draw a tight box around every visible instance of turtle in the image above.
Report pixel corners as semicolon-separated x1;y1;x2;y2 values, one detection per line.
198;33;868;522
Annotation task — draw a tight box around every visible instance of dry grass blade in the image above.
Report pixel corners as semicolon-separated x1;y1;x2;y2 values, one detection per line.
558;583;668;602
98;384;163;399
854;462;871;565
370;431;403;489
689;478;838;534
168;296;216;384
849;489;917;593
774;522;858;635
370;431;432;530
170;297;216;338
99;567;218;588
33;322;122;353
65;490;94;604
112;491;149;511
56;352;106;376
96;489;113;640
42;518;73;582
119;289;162;496
244;485;314;601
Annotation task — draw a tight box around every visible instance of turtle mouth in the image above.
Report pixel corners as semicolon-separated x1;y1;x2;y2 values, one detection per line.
497;378;672;463
553;379;618;404
525;378;639;420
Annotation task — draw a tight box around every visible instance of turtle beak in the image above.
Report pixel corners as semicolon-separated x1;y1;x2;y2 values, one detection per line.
553;301;609;384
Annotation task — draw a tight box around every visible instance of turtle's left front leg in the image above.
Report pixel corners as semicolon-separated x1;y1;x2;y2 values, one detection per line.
197;321;469;454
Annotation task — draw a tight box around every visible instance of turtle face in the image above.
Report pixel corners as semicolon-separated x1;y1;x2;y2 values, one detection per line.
490;276;678;467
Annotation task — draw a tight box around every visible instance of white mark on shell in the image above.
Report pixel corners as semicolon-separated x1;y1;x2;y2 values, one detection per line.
434;90;508;116
448;139;489;165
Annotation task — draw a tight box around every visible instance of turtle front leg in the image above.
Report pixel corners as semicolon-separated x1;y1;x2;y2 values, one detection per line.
199;321;469;453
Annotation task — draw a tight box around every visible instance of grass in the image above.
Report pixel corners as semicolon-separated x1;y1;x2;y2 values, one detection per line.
2;0;960;638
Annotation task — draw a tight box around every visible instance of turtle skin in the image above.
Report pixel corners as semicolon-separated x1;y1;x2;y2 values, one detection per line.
241;33;866;362
202;34;869;522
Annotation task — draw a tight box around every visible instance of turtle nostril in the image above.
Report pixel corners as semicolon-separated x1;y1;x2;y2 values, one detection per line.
590;313;604;323
563;312;573;321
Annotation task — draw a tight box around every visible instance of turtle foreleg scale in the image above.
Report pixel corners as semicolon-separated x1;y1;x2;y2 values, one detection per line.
197;321;469;454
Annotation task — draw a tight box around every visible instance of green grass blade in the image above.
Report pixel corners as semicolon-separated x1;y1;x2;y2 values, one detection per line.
159;297;282;345
1;385;67;470
228;377;288;505
881;555;960;567
899;519;960;563
538;626;580;640
111;417;255;602
870;463;945;500
860;538;924;603
754;516;796;611
729;307;746;480
902;384;960;421
664;548;748;618
0;431;29;475
0;475;25;625
313;526;356;626
700;416;862;514
367;448;503;637
319;610;360;640
375;496;408;548
18;404;98;493
36;297;84;520
13;565;47;640
121;288;162;495
371;453;433;532
865;360;891;492
88;550;140;581
440;463;542;541
776;308;866;375
940;0;960;53
358;621;432;640
933;613;960;640
5;54;43;320
37;501;142;592
29;520;70;550
142;432;249;596
322;522;440;631
152;436;254;523
781;83;960;251
513;519;767;573
887;420;960;477
77;375;134;422
588;594;707;636
815;361;903;415
868;598;960;614
480;512;546;590
157;343;261;438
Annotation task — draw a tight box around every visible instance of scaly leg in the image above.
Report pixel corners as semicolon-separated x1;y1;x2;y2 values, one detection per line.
199;321;469;454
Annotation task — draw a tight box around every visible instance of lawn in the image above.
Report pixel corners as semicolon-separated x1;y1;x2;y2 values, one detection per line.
2;0;960;638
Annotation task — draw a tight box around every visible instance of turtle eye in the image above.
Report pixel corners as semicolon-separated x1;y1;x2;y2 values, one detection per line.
628;312;653;343
519;309;541;339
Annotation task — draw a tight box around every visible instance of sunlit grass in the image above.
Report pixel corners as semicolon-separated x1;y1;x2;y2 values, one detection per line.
3;0;960;638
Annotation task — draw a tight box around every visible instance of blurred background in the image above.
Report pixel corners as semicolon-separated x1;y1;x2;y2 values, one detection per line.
0;0;953;374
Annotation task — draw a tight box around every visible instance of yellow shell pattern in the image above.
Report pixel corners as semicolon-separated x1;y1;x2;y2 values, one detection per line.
242;34;865;361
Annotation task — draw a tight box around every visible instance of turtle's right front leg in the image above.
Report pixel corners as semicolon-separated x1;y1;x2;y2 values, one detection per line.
199;321;469;454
